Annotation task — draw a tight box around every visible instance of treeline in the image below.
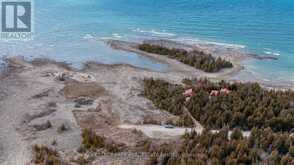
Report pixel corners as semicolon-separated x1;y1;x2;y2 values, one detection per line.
138;43;233;72
145;128;294;165
80;129;125;153
143;78;294;132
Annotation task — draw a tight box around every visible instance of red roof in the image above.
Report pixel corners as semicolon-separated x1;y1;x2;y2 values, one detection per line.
221;88;231;95
183;88;193;97
210;90;220;96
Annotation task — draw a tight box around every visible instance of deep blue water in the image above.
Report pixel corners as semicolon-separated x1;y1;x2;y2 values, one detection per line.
1;0;294;80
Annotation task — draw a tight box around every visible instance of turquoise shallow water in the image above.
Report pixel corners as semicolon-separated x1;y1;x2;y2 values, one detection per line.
1;0;294;80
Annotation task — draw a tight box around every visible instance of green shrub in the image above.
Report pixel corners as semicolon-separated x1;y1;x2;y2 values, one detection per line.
289;146;294;157
230;128;243;140
138;43;233;72
33;144;61;165
76;155;89;165
81;129;122;153
57;123;68;133
81;129;105;150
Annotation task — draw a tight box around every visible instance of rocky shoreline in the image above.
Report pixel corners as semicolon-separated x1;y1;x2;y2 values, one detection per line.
107;39;245;78
107;39;294;89
0;39;293;164
0;56;201;164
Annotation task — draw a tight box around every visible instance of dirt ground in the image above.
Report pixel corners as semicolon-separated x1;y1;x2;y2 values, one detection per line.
0;40;293;165
0;56;194;165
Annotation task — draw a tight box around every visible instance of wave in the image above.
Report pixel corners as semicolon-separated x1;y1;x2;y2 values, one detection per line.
100;37;113;40
174;38;246;49
83;34;94;39
92;33;123;41
105;28;245;50
132;28;176;37
263;49;280;56
112;33;122;38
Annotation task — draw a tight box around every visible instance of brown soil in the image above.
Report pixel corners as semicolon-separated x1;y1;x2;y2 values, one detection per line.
63;82;107;99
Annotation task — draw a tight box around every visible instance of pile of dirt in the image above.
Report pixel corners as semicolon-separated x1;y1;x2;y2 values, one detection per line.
63;82;107;99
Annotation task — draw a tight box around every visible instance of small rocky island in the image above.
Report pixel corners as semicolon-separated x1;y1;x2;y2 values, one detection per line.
138;43;233;72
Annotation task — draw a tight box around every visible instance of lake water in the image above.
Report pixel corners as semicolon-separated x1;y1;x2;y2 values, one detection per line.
1;0;294;80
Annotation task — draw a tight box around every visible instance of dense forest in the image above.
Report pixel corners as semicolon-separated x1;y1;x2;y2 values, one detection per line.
138;43;233;72
143;78;294;132
145;128;294;165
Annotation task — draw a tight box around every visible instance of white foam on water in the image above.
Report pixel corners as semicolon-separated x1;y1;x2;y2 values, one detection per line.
150;29;176;37
83;34;94;39
273;53;280;56
263;51;281;56
263;48;281;56
99;37;113;40
264;51;272;55
99;34;124;40
175;37;246;49
130;28;246;49
112;33;121;38
132;28;176;37
262;78;271;82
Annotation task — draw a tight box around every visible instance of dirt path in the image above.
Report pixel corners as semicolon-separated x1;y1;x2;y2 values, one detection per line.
117;124;195;139
182;106;202;129
118;124;251;139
